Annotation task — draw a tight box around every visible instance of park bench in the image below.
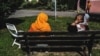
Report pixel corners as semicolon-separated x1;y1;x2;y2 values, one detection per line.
17;31;100;56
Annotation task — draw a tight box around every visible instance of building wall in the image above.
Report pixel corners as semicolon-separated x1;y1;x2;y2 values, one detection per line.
90;0;100;13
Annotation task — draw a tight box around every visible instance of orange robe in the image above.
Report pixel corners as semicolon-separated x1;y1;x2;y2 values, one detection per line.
28;12;51;32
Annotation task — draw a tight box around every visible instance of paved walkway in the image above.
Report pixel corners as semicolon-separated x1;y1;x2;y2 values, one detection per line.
8;9;79;18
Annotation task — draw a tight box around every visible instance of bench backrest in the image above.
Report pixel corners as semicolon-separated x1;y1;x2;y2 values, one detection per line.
18;31;100;52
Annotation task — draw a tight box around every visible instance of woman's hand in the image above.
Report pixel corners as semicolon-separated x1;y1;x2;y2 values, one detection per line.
71;20;78;26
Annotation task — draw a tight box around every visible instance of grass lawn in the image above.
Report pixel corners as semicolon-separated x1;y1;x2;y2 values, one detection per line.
0;16;100;56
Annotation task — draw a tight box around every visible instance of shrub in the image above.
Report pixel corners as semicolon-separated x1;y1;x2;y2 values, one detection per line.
0;0;24;29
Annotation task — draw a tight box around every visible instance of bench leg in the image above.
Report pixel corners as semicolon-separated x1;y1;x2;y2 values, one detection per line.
77;51;86;56
82;47;87;56
88;51;92;56
76;47;88;56
26;52;30;56
25;50;31;56
87;41;94;56
87;46;92;56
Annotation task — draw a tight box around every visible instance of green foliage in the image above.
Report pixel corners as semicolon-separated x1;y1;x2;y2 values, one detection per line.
22;0;52;10
0;0;24;18
22;2;35;9
66;0;77;10
21;0;79;11
57;4;68;11
0;0;24;28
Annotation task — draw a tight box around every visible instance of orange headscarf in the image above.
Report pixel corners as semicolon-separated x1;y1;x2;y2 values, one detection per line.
28;12;51;32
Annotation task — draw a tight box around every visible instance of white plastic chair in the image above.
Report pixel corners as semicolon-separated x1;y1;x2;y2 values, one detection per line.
6;23;23;49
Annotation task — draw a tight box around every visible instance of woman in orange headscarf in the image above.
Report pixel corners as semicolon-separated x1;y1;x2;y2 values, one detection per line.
28;12;51;32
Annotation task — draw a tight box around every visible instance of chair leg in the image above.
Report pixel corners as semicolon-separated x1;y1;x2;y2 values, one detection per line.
12;39;21;49
15;42;21;49
12;39;16;46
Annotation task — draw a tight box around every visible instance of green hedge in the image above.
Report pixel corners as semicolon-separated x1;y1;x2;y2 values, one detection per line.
0;0;24;17
22;0;78;11
0;0;24;28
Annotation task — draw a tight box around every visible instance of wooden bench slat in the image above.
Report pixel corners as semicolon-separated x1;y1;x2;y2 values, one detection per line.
18;31;100;35
20;42;87;46
21;46;84;52
18;36;91;40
